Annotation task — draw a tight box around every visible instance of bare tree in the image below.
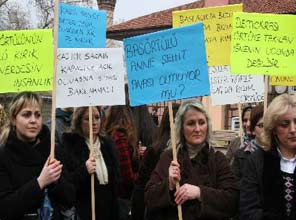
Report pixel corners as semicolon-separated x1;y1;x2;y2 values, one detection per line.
0;0;97;31
0;0;9;29
0;0;9;8
32;0;96;29
7;4;30;29
32;0;55;28
0;1;30;30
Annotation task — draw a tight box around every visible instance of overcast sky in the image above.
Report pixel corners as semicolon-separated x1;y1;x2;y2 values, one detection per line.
114;0;198;21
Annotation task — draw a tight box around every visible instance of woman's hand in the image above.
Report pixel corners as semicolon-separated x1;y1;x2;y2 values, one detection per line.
138;145;146;158
37;158;63;190
174;183;201;205
168;160;181;190
86;156;96;175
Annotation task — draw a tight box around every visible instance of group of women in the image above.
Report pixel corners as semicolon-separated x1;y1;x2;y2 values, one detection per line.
0;91;296;220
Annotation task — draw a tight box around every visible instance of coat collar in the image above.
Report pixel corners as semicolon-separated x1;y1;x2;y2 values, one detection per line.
5;125;50;166
180;142;211;165
62;132;107;155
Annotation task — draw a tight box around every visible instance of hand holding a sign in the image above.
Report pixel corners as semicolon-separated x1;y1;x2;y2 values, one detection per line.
168;160;181;190
145;100;238;220
86;156;96;174
37;158;63;189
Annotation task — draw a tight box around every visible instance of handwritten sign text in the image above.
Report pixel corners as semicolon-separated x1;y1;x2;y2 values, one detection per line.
231;12;296;75
173;4;242;66
59;3;106;48
56;48;125;107
210;66;264;105
124;23;209;106
0;29;53;93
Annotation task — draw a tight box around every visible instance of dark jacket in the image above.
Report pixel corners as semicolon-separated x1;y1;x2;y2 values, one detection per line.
0;125;75;220
226;136;241;164
232;140;260;184
232;147;251;183
240;147;296;220
145;143;239;220
46;108;72;145
131;147;162;220
61;133;120;220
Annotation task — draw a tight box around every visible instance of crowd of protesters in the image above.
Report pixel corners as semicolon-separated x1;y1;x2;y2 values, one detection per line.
0;91;296;220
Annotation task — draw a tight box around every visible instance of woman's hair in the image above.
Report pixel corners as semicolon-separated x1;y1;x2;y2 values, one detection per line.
173;99;212;151
260;94;296;150
152;103;180;152
131;105;157;147
242;105;252;121
124;83;157;147
0;105;7;130
70;106;104;138
0;92;42;145
103;105;138;149
250;105;264;133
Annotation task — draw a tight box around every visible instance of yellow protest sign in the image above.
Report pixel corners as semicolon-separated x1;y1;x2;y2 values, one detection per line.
0;29;53;93
231;12;296;76
270;76;296;85
173;4;242;66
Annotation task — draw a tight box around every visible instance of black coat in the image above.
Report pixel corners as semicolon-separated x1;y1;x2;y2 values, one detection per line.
232;148;252;184
240;147;296;220
131;147;162;220
61;133;120;220
0;125;75;220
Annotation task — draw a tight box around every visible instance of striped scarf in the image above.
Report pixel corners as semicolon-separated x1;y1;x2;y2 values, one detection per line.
244;139;260;153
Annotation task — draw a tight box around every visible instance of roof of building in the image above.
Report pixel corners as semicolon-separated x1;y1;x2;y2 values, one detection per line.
108;1;204;40
241;0;296;14
107;0;296;40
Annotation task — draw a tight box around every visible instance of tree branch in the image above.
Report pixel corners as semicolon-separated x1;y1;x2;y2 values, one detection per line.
0;0;9;8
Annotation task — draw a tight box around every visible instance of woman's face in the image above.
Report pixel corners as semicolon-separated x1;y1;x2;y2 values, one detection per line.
183;108;207;146
243;110;251;136
274;107;296;152
252;117;263;141
13;102;42;142
81;107;101;138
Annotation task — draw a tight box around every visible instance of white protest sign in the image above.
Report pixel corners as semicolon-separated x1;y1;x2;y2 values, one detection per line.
56;48;125;107
209;66;264;105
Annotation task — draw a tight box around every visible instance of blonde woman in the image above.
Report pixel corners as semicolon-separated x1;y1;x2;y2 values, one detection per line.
145;99;238;220
0;91;75;220
240;94;296;219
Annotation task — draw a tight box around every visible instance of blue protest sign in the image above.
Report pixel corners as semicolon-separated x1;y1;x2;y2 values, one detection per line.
124;23;209;106
58;3;106;48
